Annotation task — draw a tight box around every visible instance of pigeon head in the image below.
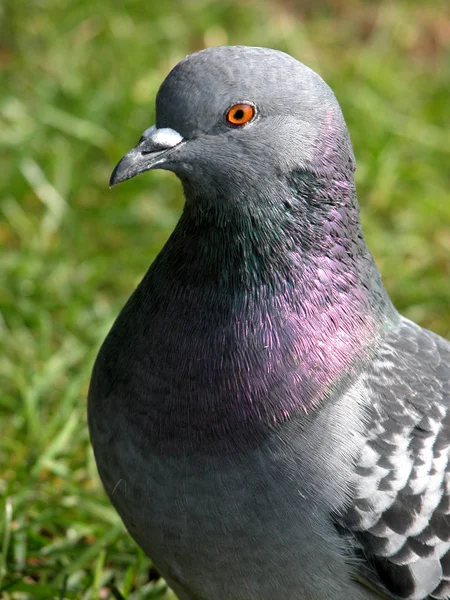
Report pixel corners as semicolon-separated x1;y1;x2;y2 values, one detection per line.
110;46;355;203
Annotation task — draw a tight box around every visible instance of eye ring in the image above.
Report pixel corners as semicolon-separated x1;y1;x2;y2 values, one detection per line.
225;103;256;127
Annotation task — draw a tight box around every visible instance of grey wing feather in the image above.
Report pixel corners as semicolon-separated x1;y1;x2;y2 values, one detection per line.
341;317;450;600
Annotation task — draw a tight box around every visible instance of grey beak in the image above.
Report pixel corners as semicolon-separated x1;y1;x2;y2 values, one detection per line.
109;126;184;187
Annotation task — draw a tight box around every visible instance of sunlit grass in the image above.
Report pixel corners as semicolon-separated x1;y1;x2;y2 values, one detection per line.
1;0;448;598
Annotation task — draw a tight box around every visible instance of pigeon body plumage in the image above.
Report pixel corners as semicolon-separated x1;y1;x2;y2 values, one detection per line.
88;46;450;600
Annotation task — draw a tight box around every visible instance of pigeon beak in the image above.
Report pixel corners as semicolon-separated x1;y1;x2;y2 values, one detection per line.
109;125;185;187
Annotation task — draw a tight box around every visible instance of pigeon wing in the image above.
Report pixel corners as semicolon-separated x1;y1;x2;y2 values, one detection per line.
341;318;450;600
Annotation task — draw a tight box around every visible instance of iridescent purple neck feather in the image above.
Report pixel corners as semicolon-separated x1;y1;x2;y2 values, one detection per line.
106;169;395;453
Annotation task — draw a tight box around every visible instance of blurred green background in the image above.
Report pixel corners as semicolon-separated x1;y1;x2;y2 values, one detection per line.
0;0;449;598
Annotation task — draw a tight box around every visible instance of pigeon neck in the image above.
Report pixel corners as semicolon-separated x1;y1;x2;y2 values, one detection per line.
172;170;389;308
133;172;395;451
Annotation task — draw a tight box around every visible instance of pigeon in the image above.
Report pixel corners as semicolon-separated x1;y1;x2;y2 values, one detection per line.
88;46;450;600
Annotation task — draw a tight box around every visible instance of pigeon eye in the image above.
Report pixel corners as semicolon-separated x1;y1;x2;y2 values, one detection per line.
226;103;256;127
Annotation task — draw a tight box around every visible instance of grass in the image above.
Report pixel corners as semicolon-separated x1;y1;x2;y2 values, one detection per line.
0;0;449;598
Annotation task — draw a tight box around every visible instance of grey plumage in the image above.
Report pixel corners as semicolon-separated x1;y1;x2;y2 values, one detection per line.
88;46;450;599
342;319;450;599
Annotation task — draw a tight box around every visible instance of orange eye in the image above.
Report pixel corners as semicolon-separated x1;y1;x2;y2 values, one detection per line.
226;103;256;126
